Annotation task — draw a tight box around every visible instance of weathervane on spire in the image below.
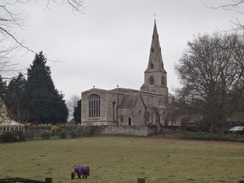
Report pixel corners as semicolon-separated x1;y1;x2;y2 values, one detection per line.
154;14;156;21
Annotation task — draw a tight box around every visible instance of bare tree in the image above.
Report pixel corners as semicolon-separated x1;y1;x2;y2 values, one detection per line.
210;0;244;31
0;0;85;75
175;33;244;137
66;94;80;121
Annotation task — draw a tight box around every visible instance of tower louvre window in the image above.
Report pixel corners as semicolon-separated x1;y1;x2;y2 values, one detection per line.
151;47;154;53
89;94;100;117
161;76;165;86
149;76;154;85
150;63;154;69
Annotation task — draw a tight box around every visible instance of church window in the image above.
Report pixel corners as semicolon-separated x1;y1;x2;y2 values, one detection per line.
139;110;142;123
150;63;154;69
112;101;116;121
89;94;100;117
120;115;123;122
151;47;154;53
149;76;154;85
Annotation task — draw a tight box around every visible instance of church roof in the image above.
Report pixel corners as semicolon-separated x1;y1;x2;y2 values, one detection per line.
119;95;139;107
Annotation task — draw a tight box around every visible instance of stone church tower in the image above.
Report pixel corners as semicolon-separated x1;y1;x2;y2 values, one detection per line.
80;21;179;126
140;20;168;103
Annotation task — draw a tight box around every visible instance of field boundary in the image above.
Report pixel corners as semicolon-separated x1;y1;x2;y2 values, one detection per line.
0;177;52;183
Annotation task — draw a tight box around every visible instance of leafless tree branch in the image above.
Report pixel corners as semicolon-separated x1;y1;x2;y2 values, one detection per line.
206;0;244;31
0;0;85;76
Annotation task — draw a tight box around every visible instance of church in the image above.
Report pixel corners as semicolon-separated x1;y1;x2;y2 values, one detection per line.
81;21;179;126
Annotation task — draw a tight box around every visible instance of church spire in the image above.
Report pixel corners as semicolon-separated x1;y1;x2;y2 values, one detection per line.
140;21;168;98
147;20;165;72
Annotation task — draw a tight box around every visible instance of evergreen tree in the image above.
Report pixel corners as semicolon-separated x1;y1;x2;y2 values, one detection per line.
73;99;81;124
4;73;27;122
24;52;68;124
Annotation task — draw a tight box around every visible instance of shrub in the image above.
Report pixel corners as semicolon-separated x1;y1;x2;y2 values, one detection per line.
0;132;18;143
26;132;35;140
59;131;67;139
40;132;51;140
50;126;60;134
15;131;26;141
69;131;77;138
75;126;90;137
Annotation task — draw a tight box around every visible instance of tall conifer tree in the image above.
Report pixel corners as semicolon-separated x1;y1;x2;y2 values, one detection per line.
24;52;68;124
4;73;26;122
73;99;81;124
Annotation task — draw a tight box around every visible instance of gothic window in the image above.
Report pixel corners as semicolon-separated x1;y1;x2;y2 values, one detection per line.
151;47;154;53
149;76;154;85
150;63;154;69
89;94;100;117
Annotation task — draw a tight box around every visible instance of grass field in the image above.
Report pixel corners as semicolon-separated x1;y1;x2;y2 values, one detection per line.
0;136;244;183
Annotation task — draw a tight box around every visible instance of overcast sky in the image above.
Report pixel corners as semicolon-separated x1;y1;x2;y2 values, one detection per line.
7;0;244;101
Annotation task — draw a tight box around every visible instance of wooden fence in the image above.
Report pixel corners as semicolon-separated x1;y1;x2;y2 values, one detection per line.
0;177;243;183
0;177;52;183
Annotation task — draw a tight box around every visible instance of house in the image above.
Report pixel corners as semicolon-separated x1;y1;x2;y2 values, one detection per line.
0;97;25;132
0;97;9;123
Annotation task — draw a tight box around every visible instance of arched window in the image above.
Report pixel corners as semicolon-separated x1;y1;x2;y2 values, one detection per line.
151;47;154;53
89;94;100;117
149;76;154;85
150;63;154;69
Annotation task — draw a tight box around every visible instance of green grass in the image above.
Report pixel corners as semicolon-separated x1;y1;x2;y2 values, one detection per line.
0;136;244;183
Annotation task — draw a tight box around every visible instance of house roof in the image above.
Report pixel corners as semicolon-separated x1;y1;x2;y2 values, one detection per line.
0;120;24;126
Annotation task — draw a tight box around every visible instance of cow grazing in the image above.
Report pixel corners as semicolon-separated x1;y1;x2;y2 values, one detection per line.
72;165;90;179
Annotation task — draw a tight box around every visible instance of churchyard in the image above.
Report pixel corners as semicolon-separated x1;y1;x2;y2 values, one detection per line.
0;136;244;183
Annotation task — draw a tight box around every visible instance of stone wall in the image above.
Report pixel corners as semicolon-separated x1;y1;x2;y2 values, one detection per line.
90;125;158;136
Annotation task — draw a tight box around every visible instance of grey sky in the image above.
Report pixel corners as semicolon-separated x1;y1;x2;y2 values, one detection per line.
8;0;243;101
